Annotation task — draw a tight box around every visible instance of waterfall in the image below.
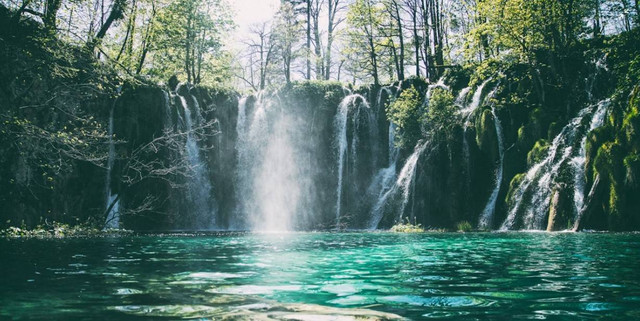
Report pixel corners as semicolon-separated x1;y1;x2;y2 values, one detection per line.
178;94;216;229
235;92;307;231
572;99;610;221
501;100;610;230
461;79;490;115
478;105;505;229
456;87;472;107
367;122;399;229
369;142;428;228
334;94;370;227
334;97;349;227
104;100;120;229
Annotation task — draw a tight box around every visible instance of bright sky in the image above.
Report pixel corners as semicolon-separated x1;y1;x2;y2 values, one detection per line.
228;0;280;48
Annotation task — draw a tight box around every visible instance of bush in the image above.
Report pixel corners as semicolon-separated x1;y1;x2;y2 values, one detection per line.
387;85;424;149
456;221;473;232
390;222;424;233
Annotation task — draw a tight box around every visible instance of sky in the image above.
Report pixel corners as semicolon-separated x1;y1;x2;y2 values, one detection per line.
228;0;280;48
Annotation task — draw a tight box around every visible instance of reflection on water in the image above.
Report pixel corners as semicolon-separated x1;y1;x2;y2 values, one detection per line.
1;232;640;320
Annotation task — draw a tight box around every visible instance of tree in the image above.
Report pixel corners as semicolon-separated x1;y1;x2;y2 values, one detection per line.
242;22;277;90
345;0;383;85
274;2;304;84
151;0;233;84
387;85;423;148
324;0;346;80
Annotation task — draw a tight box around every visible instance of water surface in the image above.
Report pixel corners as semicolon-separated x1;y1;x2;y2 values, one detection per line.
1;232;640;320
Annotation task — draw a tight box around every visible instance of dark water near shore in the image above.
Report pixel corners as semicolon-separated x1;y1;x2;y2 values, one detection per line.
1;232;640;320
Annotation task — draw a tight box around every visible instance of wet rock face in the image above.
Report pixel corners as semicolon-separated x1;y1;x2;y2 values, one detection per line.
547;184;572;231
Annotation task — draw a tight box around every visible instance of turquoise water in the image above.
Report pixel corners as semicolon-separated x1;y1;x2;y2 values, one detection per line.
1;232;640;320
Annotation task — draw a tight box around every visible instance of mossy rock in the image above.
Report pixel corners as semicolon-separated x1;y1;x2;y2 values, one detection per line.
506;173;527;207
475;109;499;160
624;153;640;188
548;122;561;140
546;184;573;231
527;139;549;167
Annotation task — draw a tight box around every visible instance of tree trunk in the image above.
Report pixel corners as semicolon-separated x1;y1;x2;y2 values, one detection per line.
313;6;323;80
116;0;136;63
395;1;405;80
185;14;192;83
306;0;311;79
135;1;156;75
44;0;62;32
325;0;339;80
593;0;601;37
366;3;379;85
412;2;420;77
94;0;125;41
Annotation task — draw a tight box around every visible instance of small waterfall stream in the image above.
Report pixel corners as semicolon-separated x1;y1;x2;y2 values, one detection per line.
104;100;120;229
334;94;371;227
461;79;490;115
367;123;399;229
178;94;216;229
478;105;505;229
501;99;611;230
572;99;610;220
369;142;428;228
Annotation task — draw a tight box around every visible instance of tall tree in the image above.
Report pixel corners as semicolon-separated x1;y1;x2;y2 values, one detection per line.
273;2;303;84
345;0;382;85
324;0;345;80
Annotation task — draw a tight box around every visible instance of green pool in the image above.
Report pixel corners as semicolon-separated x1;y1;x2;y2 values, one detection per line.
1;232;640;320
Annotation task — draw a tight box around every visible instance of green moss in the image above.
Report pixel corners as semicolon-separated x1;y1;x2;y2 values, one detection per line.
506;173;527;206
527;139;549;167
475;109;494;150
624;153;640;186
287;80;346;110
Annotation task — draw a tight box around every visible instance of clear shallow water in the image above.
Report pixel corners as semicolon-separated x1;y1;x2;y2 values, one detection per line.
1;232;640;320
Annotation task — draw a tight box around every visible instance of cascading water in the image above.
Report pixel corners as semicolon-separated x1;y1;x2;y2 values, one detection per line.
501;99;611;230
572;99;610;220
235;92;310;231
478;104;505;229
104;100;120;229
456;87;472;107
178;94;216;229
461;79;490;115
367;123;399;229
369;142;428;228
334;94;371;227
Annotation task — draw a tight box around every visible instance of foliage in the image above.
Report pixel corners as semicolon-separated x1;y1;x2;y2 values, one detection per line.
422;88;458;140
0;221;132;238
344;0;385;84
468;0;594;63
150;0;233;84
390;222;424;233
456;221;472;232
386;85;423;149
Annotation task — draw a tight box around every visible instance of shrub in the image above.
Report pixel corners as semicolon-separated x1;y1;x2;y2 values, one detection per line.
456;221;473;232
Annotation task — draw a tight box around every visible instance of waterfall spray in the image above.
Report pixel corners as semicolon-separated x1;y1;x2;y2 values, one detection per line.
178;93;216;229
